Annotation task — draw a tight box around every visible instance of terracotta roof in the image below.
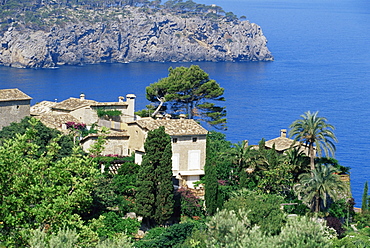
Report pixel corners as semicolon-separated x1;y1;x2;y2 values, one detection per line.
133;118;208;136
52;97;97;111
34;114;80;133
30;101;56;116
0;88;32;102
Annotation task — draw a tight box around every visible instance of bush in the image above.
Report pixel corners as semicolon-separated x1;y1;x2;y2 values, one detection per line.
223;191;286;235
177;187;205;218
135;223;196;248
96;212;140;238
326;216;345;236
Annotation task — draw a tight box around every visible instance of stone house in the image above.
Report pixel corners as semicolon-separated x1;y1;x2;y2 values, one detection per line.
80;130;130;157
265;129;310;155
127;116;208;188
0;88;32;130
50;93;136;125
31;93;136;157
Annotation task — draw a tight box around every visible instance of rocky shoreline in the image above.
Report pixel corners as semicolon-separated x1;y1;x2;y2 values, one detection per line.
0;7;273;68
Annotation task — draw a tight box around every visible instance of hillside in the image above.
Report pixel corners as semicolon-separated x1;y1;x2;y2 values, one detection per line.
0;1;273;68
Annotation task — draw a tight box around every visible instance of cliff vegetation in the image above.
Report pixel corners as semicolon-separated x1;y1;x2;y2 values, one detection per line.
0;0;273;68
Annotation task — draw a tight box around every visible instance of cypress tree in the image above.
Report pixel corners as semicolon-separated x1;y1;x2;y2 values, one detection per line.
136;126;174;226
362;181;368;214
204;133;221;216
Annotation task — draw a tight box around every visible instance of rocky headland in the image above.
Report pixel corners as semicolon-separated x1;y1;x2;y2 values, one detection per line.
0;6;273;68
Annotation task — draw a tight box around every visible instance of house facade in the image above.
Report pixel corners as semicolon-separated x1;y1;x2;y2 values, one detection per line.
127;117;208;188
50;93;136;125
31;93;136;157
0;88;32;130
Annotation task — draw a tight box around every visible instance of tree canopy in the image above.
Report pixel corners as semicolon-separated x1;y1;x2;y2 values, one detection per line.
289;111;337;171
0;120;99;246
145;65;227;129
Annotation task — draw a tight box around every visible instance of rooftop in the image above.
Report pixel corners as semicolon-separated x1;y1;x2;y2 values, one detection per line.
52;97;98;111
133;117;208;136
0;88;32;102
34;113;80;133
265;129;298;152
30;100;56;116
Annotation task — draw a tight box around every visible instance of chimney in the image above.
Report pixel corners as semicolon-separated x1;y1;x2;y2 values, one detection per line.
126;94;136;122
280;129;287;138
155;113;163;119
80;93;85;100
179;114;186;120
165;114;172;120
118;96;124;102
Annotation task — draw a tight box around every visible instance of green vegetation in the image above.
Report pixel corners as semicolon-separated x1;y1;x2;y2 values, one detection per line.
294;164;348;212
204;132;223;215
135;126;174;226
0;116;75;159
362;181;368;213
0;0;239;33
96;108;122;119
1;104;368;245
289;111;338;171
144;65;227;129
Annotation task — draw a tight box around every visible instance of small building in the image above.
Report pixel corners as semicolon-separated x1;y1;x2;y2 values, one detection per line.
80;130;130;157
265;129;309;155
0;88;32;130
127;116;208;188
49;93;136;126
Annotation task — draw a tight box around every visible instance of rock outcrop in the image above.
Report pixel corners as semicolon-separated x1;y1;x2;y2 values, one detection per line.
0;7;273;68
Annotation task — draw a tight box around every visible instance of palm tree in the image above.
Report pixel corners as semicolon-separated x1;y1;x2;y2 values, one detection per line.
284;146;310;182
289;111;338;171
294;165;348;212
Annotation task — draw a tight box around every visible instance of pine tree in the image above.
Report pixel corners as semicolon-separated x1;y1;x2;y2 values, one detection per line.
362;181;368;213
204;133;222;215
136;126;174;226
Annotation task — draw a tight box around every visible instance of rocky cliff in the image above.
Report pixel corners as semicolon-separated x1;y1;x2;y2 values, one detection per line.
0;7;273;68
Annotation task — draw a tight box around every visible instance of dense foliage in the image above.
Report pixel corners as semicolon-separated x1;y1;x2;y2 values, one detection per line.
135;126;174;226
144;65;227;129
0;0;238;33
0;116;75;159
289;111;338;170
0;119;99;246
1;108;367;246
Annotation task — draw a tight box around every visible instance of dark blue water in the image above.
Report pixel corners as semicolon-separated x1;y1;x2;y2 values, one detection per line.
1;0;370;206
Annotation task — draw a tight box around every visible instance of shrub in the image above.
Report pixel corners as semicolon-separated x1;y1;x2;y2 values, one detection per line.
96;212;140;238
135;223;196;248
177;187;205;218
326;216;345;236
223;191;286;235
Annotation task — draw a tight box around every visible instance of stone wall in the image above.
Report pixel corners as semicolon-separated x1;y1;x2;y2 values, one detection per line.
0;100;30;130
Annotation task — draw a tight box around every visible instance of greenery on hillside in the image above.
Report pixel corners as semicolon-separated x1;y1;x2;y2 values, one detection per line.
1;85;370;246
0;0;239;33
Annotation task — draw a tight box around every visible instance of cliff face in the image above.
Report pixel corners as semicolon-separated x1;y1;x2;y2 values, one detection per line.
0;8;273;68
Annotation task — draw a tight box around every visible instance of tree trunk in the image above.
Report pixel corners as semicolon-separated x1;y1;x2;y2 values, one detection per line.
309;143;315;171
315;195;320;212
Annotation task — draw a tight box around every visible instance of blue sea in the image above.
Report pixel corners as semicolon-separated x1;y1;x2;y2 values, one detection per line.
1;0;369;206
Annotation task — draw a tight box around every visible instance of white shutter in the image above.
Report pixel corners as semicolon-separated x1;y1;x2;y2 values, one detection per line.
188;150;201;170
172;153;180;171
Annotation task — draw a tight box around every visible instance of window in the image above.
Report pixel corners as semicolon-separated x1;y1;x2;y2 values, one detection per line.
188;150;201;170
192;137;197;142
172;153;180;170
173;138;178;143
